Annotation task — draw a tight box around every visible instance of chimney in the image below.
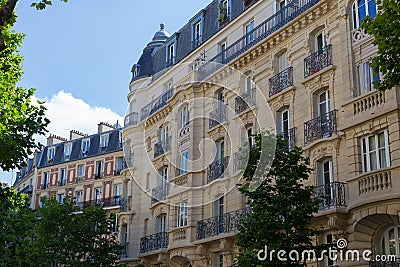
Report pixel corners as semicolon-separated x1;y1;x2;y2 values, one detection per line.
97;122;115;134
47;134;67;146
69;130;87;141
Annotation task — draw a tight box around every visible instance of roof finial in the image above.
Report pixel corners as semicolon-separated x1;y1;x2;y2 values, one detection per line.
160;23;165;30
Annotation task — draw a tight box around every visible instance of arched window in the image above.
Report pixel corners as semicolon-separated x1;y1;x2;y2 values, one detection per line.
352;0;377;29
379;226;400;256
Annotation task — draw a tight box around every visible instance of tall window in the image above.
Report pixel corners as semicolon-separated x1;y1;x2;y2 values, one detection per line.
216;140;225;162
167;43;175;66
246;126;254;147
156;214;167;233
48;147;55;163
100;134;109;151
316;158;334;187
213;253;224;267
181;106;189;128
95;160;104;178
58;193;65;204
219;41;227;62
318;90;330;117
357;60;380;95
276;109;290;134
95;187;102;203
177;201;188;227
352;0;377;29
380;226;400;256
77;164;85;179
81;138;90;156
75;191;83;203
278;52;288;72
64;143;72;160
245;20;254;44
180;151;189;174
193;20;202;47
114;184;122;204
315;30;327;52
160;124;170;146
361;131;390;172
214;196;224;234
115;157;123;174
59;168;67;186
42;171;50;189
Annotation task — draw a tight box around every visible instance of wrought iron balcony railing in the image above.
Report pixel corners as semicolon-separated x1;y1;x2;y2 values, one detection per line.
315;182;347;210
207;156;229;183
235;89;255;114
151;184;169;205
304;44;333;78
209;105;226;129
269;67;293;96
304;110;337;145
197;207;250;240
124;112;138;128
369;259;400;267
139;232;168;254
154;136;172;158
278;127;297;150
200;0;320;79
75;196;131;212
140;88;174;121
20;185;33;194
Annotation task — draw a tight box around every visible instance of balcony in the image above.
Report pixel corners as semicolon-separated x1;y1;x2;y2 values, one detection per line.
140;88;174;121
304;44;333;78
124;112;138;128
209;105;226;129
197;207;249;240
351;27;371;45
75;176;85;183
151;184;169;205
76;196;131;212
278;127;297;150
235;89;255;114
369;259;400;266
20;185;33;194
139;232;168;254
304;110;337;145
315;182;347;211
269;67;293;97
154;136;171;158
207;156;229;183
200;0;319;79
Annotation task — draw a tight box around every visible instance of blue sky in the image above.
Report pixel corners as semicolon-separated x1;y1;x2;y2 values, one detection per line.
1;0;211;185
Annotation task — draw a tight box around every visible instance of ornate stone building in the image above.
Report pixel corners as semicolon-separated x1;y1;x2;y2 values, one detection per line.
118;0;399;266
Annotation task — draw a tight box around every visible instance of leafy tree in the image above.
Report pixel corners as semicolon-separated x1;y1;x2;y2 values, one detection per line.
236;133;322;266
0;183;34;267
0;25;49;171
19;197;124;266
20;197;124;266
362;0;400;91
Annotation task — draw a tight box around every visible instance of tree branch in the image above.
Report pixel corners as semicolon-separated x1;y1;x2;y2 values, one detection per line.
0;0;19;52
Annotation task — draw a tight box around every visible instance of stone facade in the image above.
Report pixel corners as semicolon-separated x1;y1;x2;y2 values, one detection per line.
121;0;400;266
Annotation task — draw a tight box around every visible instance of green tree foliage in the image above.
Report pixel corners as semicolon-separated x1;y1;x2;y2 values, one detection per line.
0;183;34;267
362;0;400;90
0;25;49;171
19;197;124;266
236;133;321;266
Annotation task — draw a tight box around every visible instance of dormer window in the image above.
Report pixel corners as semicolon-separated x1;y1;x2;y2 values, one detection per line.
167;43;175;67
81;138;90;156
47;147;55;163
192;20;202;48
100;134;109;152
64;143;72;160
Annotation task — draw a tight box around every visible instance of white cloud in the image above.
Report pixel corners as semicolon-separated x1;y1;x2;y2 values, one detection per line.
35;90;124;144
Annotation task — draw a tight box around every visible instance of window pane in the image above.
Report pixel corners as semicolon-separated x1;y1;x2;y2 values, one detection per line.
389;228;396;255
378;132;387;168
358;0;367;24
357;65;363;95
368;136;377;170
367;0;377;18
364;62;372;92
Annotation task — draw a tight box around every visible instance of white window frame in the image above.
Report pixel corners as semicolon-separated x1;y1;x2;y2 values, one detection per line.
167;43;175;65
59;168;67;185
315;30;327;52
181;106;189;128
95;160;104;178
64;143;72;160
361;131;390;172
278;52;288;72
156;214;167;233
356;60;380;96
180;150;189;174
100;134;109;149
380;226;400;256
81;138;90;156
245;20;255;45
352;0;377;29
177;201;188;227
318;90;330;117
48;147;55;163
77;164;85;178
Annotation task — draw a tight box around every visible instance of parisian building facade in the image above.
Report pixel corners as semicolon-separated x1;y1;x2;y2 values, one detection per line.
121;0;400;266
